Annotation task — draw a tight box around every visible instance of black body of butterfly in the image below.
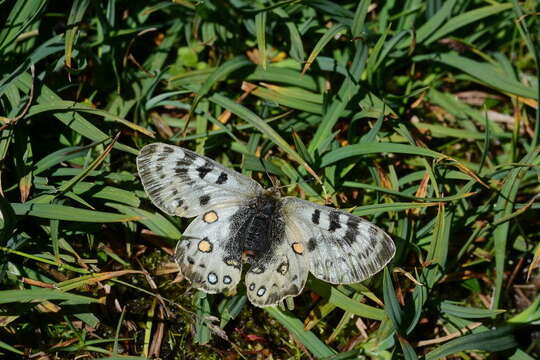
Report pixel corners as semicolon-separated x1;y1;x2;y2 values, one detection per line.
137;143;395;307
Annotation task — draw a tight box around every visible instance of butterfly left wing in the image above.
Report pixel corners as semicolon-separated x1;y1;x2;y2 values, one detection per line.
137;143;263;218
281;197;395;284
174;205;247;294
245;218;309;307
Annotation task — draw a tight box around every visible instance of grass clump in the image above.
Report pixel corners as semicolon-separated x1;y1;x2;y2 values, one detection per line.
0;0;539;359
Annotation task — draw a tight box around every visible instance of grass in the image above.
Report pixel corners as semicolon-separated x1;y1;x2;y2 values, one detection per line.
0;0;539;359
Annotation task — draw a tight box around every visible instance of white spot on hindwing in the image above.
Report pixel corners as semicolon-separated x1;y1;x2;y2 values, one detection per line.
208;272;218;284
257;287;266;297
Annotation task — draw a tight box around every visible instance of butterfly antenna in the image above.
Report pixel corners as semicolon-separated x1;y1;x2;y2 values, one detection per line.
258;157;279;191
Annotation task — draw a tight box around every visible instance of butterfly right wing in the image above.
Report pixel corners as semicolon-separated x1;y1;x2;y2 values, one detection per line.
137;143;263;217
174;205;249;294
281;197;395;284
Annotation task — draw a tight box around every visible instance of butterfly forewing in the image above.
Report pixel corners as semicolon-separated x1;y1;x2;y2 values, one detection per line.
137;143;263;217
281;197;395;284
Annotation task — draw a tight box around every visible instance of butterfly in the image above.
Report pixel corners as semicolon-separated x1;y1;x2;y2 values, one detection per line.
137;143;395;307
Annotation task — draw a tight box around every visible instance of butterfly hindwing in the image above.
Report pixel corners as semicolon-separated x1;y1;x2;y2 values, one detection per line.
282;198;395;284
245;218;309;307
137;143;263;217
174;206;245;293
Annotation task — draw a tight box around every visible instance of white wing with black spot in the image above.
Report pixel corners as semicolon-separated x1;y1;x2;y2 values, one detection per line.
281;198;395;284
174;206;247;293
245;217;309;307
137;143;263;218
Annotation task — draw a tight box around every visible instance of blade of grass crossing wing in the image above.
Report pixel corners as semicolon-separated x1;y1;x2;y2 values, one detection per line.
209;93;320;182
265;307;336;358
65;0;90;69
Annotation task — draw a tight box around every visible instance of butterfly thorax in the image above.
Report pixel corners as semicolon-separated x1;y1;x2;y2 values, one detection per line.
238;194;284;263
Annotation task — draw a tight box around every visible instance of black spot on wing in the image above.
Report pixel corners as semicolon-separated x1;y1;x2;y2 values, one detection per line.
216;172;228;184
175;167;187;175
311;209;320;224
328;211;341;232
199;195;210;206
344;215;360;245
196;165;212;179
157;156;167;162
307;238;317;252
368;226;381;246
187;256;195;265
176;159;191;167
163;147;174;153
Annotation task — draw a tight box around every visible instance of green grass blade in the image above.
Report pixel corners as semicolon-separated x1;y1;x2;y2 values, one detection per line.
424;326;517;360
302;23;347;74
0;289;99;304
209;93;320;182
12;203;141;223
425;3;513;45
265;306;336;358
256;11;267;70
64;0;90;69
